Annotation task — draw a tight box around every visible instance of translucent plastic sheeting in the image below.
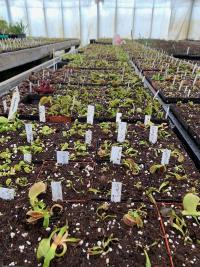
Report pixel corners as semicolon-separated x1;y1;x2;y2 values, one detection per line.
0;0;200;43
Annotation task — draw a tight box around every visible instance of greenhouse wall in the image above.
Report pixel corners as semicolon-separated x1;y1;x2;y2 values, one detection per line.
0;0;200;44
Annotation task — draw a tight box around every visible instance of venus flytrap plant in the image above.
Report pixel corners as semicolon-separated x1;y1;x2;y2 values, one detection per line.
88;234;118;256
26;182;63;228
182;193;200;218
122;158;140;175
123;204;147;227
37;224;80;267
96;202;116;221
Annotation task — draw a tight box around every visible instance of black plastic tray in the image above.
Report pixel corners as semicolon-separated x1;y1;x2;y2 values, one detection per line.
170;105;200;148
145;76;200;104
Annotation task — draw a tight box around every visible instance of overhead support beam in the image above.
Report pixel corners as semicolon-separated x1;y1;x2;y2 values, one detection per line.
131;0;136;39
5;0;12;24
114;0;118;35
97;1;100;39
24;0;31;36
61;0;65;38
79;0;82;43
42;0;48;37
149;0;155;38
186;0;195;39
167;0;173;40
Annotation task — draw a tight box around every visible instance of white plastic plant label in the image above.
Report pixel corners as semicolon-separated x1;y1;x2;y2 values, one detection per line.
29;82;33;93
8;89;20;120
57;151;69;165
39;105;46;122
85;130;92;145
161;149;171;165
87;105;95;125
3;100;7;113
25;124;33;143
116;112;122;123
24;153;32;163
153;90;159;100
51;181;63;201
144;115;151;126
111;182;122;202
0;187;15;200
117;122;127;143
165;106;170;119
149;125;158;144
110;146;122;165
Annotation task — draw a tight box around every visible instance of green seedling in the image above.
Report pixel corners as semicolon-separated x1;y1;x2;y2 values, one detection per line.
123;204;147;227
88;234;118;256
37;224;80;267
96;202;116;221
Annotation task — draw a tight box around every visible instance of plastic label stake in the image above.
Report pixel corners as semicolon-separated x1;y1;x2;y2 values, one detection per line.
24;153;32;163
144;115;151;126
111;182;122;202
57;151;69;165
110;146;122;165
161;149;171;165
25;124;33;143
39;105;46;122
116;112;122;123
3;100;7;113
153;90;159;100
85;130;92;145
51;181;63;201
149;125;158;144
165;106;170;119
87;105;95;125
117;122;127;143
29;82;33;93
0;187;15;200
8;89;20;120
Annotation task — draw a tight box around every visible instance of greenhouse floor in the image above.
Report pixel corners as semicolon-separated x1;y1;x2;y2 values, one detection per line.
0;41;199;267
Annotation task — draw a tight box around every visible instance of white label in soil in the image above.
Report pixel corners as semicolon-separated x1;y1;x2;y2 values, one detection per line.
24;153;32;163
8;90;20;120
87;105;95;125
116;112;122;123
161;149;171;165
57;151;69;165
39;105;46;122
165;106;170;119
153;90;159;100
111;182;122;202
0;187;15;200
3;100;7;113
110;146;122;165
29;82;33;93
149;125;158;144
51;181;63;201
85;130;92;145
144;115;151;126
117;122;127;143
25;124;33;143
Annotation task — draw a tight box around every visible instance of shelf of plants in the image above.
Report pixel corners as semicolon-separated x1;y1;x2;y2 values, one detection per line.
0;38;80;72
0;42;199;267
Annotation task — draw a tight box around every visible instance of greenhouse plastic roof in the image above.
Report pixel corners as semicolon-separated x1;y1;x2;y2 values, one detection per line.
0;0;200;44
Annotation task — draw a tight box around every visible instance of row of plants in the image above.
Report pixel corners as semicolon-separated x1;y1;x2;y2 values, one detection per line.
124;41;200;102
0;42;199;266
0;36;69;53
124;40;200;159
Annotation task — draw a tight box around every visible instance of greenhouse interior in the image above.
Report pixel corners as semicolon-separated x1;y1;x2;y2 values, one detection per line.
0;0;200;267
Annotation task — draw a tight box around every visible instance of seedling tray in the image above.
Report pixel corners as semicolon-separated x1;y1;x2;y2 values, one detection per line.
145;76;200;104
170;105;200;147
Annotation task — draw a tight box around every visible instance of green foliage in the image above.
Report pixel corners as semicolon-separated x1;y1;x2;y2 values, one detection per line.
182;193;200;217
37;225;80;267
88;234;118;256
